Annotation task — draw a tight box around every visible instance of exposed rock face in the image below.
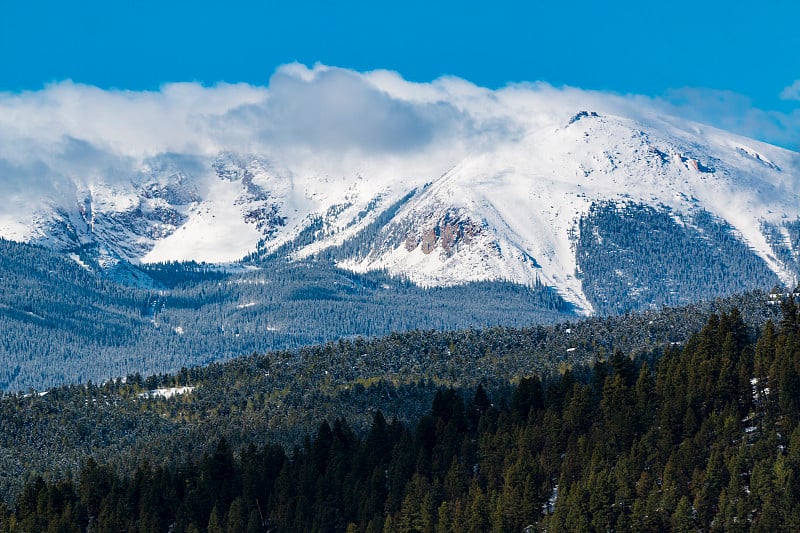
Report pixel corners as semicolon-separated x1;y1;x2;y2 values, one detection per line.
405;211;482;259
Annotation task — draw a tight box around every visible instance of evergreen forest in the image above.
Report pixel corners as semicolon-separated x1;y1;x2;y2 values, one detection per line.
0;238;570;392
575;203;785;315
2;297;800;531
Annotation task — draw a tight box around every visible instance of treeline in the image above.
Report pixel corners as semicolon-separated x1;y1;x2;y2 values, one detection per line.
4;300;800;531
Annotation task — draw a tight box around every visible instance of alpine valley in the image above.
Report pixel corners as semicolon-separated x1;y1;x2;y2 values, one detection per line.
1;73;799;391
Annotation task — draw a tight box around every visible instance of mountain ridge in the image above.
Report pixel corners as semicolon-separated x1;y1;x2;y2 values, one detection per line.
2;103;799;314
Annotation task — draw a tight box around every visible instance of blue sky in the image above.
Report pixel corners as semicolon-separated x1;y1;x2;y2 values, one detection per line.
1;0;799;148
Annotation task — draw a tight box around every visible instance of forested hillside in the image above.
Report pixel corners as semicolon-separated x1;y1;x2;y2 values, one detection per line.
576;203;783;314
0;238;570;391
0;286;783;501
3;207;797;393
2;300;800;531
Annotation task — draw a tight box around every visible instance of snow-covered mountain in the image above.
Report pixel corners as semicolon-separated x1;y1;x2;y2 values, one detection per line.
3;106;799;315
336;110;800;313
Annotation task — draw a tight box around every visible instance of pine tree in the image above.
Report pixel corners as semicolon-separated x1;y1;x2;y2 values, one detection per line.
207;506;224;533
671;495;695;532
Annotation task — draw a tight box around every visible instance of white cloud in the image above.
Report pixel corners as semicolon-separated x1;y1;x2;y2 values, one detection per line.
781;80;800;101
0;80;267;158
646;87;800;151
0;63;798;210
221;65;469;154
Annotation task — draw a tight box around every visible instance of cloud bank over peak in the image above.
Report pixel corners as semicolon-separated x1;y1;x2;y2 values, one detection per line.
223;64;473;155
1;63;798;213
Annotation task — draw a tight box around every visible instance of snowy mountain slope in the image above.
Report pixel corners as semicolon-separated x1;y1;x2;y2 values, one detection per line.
336;111;800;312
2;104;799;314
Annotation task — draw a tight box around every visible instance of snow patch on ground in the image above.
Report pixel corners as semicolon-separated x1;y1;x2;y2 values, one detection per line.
143;178;263;263
0;217;35;242
138;386;196;399
68;253;93;272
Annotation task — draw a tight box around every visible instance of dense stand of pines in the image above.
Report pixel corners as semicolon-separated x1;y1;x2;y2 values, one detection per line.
575;203;787;315
2;300;800;532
